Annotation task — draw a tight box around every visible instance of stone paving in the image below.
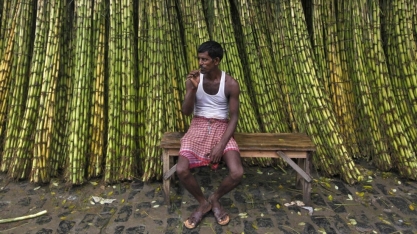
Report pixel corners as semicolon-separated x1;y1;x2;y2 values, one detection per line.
0;160;417;234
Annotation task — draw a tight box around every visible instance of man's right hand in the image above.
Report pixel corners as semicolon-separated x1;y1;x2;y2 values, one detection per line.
186;70;200;89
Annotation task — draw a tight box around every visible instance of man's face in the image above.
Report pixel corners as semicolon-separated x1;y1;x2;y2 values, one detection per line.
197;51;218;74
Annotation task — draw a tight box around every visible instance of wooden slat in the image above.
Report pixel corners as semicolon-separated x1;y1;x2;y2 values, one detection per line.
164;149;307;159
277;151;311;182
160;132;316;152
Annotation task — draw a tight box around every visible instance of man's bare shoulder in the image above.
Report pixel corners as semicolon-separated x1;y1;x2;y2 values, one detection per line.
225;74;239;85
225;74;240;94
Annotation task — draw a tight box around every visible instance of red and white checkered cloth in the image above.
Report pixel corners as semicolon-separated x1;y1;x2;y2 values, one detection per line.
179;116;239;169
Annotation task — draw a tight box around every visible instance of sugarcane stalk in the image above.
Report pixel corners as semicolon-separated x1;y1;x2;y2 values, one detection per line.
65;0;93;184
4;0;35;178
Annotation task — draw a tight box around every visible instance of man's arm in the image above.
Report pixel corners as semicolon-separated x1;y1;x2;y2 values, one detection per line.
182;70;200;116
209;76;240;163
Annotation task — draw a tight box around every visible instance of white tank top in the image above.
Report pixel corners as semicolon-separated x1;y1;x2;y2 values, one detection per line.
194;71;229;119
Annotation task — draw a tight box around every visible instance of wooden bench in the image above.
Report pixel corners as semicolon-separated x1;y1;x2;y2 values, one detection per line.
160;132;316;205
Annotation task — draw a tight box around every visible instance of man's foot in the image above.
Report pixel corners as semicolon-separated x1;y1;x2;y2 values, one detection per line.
209;195;230;226
183;201;212;229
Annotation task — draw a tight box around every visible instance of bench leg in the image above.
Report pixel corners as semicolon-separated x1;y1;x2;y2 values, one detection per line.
162;149;170;205
295;156;312;205
301;152;312;205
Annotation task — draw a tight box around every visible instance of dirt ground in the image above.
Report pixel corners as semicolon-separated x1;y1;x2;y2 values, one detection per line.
0;160;417;234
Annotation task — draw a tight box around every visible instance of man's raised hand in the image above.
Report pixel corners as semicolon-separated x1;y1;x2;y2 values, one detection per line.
186;70;200;89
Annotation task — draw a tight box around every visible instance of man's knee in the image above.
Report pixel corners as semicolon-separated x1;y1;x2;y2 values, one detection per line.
224;151;244;181
230;165;244;182
176;156;190;179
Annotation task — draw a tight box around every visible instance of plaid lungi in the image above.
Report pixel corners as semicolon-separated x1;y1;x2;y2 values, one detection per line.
179;116;240;169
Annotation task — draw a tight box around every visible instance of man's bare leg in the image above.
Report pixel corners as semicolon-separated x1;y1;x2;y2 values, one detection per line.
176;156;211;228
209;150;243;225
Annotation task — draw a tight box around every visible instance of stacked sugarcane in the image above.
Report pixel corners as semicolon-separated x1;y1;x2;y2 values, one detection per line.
279;0;363;183
312;0;360;158
1;0;417;185
257;1;297;131
136;0;148;176
65;0;94;184
1;0;34;178
381;0;417;179
337;0;390;167
88;0;107;179
231;0;289;167
105;0;139;183
140;0;169;181
0;2;19;137
165;0;188;132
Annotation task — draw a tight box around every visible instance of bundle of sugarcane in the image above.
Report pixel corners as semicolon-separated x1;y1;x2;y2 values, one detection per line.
231;0;287;167
381;0;417;179
5;0;45;177
382;0;417;144
233;0;288;134
118;0;138;181
319;0;360;158
383;0;417;124
65;0;93;185
105;0;123;183
49;0;72;177
54;0;75;173
141;0;169;181
166;0;188;132
207;0;261;134
0;2;18;165
88;0;107;179
276;0;336;177
257;1;297;132
30;0;63;183
334;1;388;163
361;0;416;174
252;2;292;134
137;0;148;175
3;0;34;178
281;0;362;183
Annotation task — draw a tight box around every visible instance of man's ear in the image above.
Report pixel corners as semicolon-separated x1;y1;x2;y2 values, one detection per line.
214;57;220;65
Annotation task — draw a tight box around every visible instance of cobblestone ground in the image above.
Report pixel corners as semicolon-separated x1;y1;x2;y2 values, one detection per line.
0;160;417;234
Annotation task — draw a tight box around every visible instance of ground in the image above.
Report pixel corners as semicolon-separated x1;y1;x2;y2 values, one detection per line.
0;159;416;234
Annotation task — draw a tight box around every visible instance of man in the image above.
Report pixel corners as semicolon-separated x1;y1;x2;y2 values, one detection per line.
176;41;243;229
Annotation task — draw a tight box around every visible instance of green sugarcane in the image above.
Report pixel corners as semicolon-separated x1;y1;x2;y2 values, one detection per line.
31;0;63;183
137;0;148;175
65;0;93;184
88;0;106;178
105;0;123;183
4;0;34;178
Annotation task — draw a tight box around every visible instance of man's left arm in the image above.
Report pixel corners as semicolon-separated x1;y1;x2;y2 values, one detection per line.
209;77;240;163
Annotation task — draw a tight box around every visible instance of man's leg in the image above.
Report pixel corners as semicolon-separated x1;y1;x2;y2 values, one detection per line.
209;150;243;224
176;155;211;228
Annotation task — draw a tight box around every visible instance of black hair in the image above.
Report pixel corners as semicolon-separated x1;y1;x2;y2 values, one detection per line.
197;41;224;61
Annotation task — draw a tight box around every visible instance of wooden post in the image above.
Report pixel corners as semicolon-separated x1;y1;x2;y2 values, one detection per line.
162;149;171;205
303;151;313;205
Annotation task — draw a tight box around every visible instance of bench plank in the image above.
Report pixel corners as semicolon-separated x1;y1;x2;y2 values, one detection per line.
160;132;316;151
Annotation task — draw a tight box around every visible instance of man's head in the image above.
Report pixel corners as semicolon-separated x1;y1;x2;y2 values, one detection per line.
197;41;223;74
197;41;223;61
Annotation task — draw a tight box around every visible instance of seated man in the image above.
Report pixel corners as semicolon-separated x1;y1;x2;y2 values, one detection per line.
176;40;244;229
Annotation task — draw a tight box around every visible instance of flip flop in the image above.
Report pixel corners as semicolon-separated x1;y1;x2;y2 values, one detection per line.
212;206;230;226
183;204;212;229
